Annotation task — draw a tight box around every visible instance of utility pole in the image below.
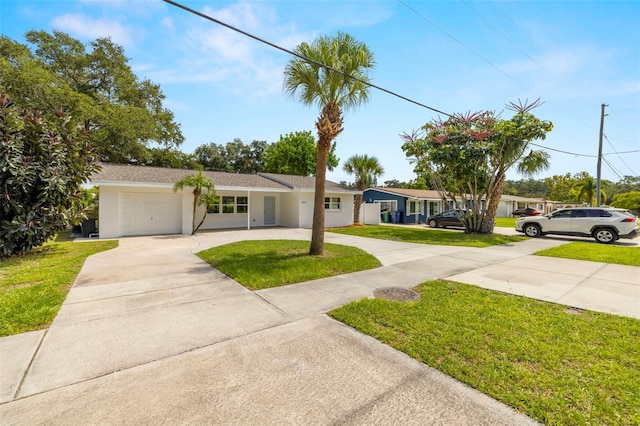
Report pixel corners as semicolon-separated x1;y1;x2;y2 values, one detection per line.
596;103;607;207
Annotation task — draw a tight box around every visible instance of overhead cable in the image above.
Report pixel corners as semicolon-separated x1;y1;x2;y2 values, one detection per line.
604;133;638;176
463;0;547;73
398;0;530;90
162;0;453;118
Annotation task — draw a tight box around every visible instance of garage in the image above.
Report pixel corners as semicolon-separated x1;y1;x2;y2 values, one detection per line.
120;192;182;236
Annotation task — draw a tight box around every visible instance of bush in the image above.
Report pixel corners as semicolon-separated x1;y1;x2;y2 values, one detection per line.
0;94;99;257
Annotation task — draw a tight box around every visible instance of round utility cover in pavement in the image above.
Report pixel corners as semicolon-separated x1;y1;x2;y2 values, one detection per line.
373;287;420;302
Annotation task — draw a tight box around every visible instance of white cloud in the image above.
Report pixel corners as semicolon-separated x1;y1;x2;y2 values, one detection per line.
161;17;174;31
51;13;134;47
156;2;312;100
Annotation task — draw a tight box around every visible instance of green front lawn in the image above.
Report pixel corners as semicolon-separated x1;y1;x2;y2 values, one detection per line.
0;233;118;337
330;280;640;425
494;217;517;227
328;225;526;247
197;240;381;290
536;242;640;267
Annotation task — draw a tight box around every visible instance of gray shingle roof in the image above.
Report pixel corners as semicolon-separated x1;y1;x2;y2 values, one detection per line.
259;173;358;193
367;187;444;199
91;164;359;193
91;163;288;189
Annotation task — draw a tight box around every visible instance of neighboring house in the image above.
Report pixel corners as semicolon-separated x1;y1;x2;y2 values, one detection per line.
498;195;586;216
90;163;358;238
363;188;450;224
364;188;577;222
497;195;547;217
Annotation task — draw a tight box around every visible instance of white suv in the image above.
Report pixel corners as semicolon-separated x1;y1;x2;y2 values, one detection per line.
515;207;639;244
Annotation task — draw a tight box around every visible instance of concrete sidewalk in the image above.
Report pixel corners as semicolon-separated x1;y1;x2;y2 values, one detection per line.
1;228;638;425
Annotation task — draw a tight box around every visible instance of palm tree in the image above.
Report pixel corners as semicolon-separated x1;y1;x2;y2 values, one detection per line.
173;170;216;235
575;175;605;206
284;32;374;255
343;154;384;223
481;100;552;232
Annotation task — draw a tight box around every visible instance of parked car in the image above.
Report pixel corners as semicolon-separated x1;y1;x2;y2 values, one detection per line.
515;207;639;244
511;207;542;217
427;210;466;229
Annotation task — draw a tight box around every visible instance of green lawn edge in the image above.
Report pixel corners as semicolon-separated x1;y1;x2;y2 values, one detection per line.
330;280;640;425
535;242;640;267
0;235;118;336
328;225;527;247
197;239;381;290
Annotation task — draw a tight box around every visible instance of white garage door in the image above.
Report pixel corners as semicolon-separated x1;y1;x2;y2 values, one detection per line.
120;193;182;236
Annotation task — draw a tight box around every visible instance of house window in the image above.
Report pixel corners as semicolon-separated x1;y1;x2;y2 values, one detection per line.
237;196;248;213
325;197;341;210
207;196;220;214
408;200;423;215
375;200;397;212
222;196;235;213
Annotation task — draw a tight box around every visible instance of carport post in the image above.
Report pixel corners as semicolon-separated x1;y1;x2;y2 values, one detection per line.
247;190;251;230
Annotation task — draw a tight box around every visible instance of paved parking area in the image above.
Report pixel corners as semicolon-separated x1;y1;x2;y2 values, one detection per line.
1;227;638;425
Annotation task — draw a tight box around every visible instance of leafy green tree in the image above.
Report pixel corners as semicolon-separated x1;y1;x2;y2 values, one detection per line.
147;147;199;169
193;142;228;171
610;191;640;213
503;178;548;198
284;32;374;255
343;154;384;223
574;175;606;206
401;100;552;233
0;94;99;257
172;170;216;235
193;139;267;173
606;176;640;204
544;173;582;202
383;179;403;188
263;131;338;176
0;31;183;163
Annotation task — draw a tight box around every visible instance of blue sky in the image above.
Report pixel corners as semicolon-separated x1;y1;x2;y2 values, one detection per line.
2;0;639;185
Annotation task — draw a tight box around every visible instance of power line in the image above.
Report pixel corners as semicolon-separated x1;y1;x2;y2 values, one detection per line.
529;142;639;159
398;0;530;90
162;0;453;118
602;156;625;180
529;142;597;158
604;133;638;176
463;0;547;73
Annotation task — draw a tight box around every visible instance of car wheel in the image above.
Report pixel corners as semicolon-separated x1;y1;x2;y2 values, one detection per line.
523;224;542;238
428;219;438;228
593;228;618;244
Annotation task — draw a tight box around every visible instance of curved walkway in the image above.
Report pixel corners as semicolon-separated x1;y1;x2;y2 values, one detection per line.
1;228;638;424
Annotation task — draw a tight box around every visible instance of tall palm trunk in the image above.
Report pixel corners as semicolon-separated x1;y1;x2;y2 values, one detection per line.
481;174;505;233
191;188;200;235
310;102;343;256
353;182;364;224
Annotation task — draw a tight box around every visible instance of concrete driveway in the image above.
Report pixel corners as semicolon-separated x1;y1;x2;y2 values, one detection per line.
1;228;638;424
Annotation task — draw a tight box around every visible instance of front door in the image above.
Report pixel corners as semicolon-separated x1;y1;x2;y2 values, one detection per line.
264;196;276;225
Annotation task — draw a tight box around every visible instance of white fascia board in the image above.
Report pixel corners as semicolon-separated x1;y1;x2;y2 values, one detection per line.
299;188;362;195
91;181;292;193
91;180;174;189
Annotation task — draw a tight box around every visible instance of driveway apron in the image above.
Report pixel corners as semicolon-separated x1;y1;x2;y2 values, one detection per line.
2;227;637;424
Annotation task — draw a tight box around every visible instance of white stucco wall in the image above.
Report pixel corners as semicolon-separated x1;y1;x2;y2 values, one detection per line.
279;192;301;228
98;185;183;238
98;184;357;237
298;191;355;229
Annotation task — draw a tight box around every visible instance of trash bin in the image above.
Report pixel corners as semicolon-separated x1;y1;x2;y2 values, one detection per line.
391;211;399;224
81;218;97;237
382;211;391;223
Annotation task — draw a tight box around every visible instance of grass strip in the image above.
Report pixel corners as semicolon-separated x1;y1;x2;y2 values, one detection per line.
197;239;381;290
0;234;118;336
328;225;527;247
330;280;640;425
535;242;640;267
